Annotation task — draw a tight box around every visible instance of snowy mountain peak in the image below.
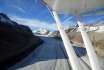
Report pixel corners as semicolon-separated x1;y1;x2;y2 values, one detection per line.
33;28;49;35
67;21;104;33
38;28;47;31
0;12;13;25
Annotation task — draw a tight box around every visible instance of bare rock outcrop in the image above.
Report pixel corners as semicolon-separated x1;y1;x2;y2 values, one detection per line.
50;21;104;56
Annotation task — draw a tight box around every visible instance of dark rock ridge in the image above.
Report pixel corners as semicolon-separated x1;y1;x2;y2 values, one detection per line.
0;12;44;70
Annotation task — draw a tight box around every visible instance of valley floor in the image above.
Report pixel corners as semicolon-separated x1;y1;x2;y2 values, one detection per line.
8;35;104;70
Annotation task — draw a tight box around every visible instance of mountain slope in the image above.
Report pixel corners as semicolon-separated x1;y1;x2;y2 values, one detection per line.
0;12;43;69
50;21;104;56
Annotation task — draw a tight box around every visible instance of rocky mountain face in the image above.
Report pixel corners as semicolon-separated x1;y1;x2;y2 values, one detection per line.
50;21;104;56
0;13;43;69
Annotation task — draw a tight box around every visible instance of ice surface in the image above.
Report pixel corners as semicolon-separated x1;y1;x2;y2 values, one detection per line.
8;35;104;70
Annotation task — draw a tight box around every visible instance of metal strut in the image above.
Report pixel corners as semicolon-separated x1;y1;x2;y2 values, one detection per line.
76;14;101;70
53;11;83;70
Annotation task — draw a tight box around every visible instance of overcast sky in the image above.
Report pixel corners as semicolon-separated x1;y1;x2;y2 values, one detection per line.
0;0;104;32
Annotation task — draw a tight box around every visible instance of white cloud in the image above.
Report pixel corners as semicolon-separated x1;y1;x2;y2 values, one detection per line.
8;14;75;31
12;5;27;13
64;14;69;19
8;14;58;30
16;7;27;13
62;14;76;29
87;16;104;23
62;21;76;29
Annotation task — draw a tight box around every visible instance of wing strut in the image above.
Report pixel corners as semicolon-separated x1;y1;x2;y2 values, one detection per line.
53;11;83;70
76;14;101;70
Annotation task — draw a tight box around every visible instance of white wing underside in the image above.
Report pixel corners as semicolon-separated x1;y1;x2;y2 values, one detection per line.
42;0;104;14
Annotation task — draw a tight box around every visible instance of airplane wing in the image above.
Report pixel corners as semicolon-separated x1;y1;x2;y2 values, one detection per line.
40;0;104;14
